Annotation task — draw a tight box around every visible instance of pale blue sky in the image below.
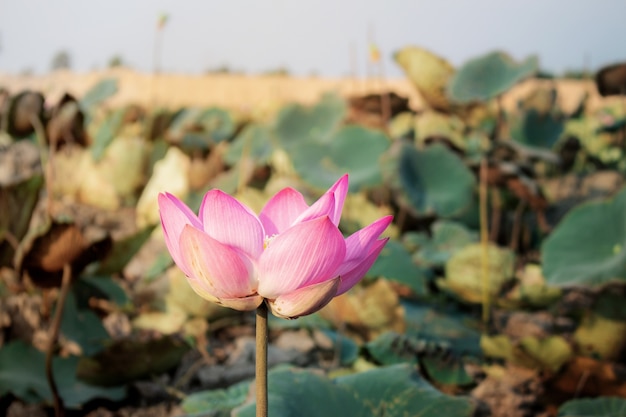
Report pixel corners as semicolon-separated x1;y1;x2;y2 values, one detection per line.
0;0;624;77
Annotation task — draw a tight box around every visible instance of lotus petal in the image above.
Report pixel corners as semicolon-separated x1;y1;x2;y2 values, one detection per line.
199;189;264;259
158;192;202;276
258;216;345;298
268;277;340;319
179;225;256;299
259;187;308;236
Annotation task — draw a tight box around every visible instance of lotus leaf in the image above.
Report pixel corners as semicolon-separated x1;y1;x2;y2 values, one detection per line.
448;51;538;103
289;125;389;192
558;397;626;417
414;111;466;150
0;341;125;407
367;239;431;296
401;300;482;357
224;123;275;167
542;186;626;286
574;292;626;360
394;46;456;112
0;174;43;266
399;143;476;218
440;243;514;304
182;379;251;415
510;109;564;148
80;77;118;112
412;220;478;267
388;111;415;140
274;92;346;150
61;291;110;356
235;365;475;417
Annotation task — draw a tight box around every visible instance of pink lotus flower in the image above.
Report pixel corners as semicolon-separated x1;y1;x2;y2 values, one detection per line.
158;175;392;319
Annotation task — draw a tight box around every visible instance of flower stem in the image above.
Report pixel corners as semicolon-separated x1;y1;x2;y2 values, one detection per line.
256;302;268;417
46;263;72;417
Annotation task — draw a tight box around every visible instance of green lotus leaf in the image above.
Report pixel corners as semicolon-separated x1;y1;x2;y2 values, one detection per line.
77;336;189;386
274;92;346;151
0;173;43;267
224;123;275;167
448;51;538;103
413;220;478;267
182;379;251;415
401;300;482;357
336;364;475;416
289;125;389;192
0;341;125;407
394;46;456;112
91;106;131;161
398;143;476;218
235;365;475;417
366;333;474;385
94;225;156;275
61;290;110;356
542;186;626;286
510;109;564;148
367;239;431;296
197;107;236;143
80;77;118;112
558;397;626;417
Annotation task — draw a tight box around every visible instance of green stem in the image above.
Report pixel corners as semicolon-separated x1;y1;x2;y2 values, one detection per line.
256;302;268;417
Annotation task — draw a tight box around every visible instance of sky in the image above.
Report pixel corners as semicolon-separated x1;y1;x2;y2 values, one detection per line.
0;0;625;78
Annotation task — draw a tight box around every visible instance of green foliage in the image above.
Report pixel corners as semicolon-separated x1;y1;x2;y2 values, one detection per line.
399;143;476;218
61;290;110;356
234;365;475;417
95;225;157;275
224;124;275;166
274;92;346;150
0;173;44;267
76;275;129;307
542;187;626;286
182;379;251;416
367;239;431;296
558;397;626;417
289;125;389;192
0;341;125;407
448;51;538;102
408;220;478;267
80;78;118;112
511;109;564;148
77;336;189;386
321;329;359;366
91;107;129;161
401;301;482;357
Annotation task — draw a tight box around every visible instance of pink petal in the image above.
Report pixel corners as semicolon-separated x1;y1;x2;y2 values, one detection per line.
326;174;349;225
336;238;388;295
344;216;393;261
158;193;203;276
219;295;263;311
259;187;308;236
267;277;340;319
185;277;221;303
179;225;257;300
199;190;264;259
291;192;336;225
187;276;263;311
257;216;346;299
